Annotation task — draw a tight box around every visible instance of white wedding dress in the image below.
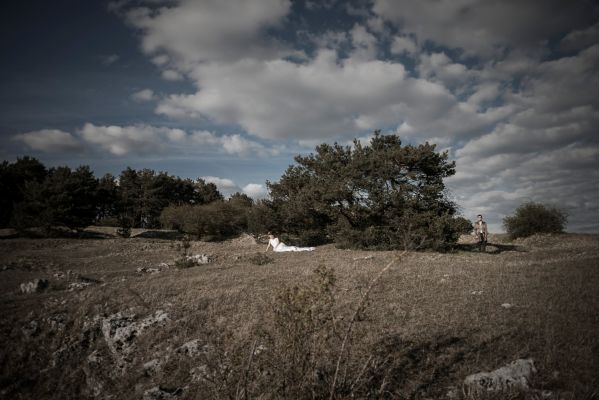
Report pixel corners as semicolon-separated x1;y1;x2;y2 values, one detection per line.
269;237;315;252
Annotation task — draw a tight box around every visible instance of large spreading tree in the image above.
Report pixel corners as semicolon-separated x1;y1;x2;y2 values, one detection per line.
266;132;462;250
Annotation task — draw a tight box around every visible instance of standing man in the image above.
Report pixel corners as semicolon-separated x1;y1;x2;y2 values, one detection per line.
473;214;488;252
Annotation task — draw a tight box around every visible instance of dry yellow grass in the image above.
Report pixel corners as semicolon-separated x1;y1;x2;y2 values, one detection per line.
0;232;598;399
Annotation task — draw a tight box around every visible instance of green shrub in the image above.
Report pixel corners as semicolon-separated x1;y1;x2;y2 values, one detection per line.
116;215;133;238
159;204;194;232
503;202;567;239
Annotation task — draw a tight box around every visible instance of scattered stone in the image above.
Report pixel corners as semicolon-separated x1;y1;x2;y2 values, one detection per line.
22;320;40;337
101;310;170;373
176;339;202;357
78;275;102;284
47;314;67;331
142;386;183;400
446;386;459;399
254;344;267;356
187;254;212;264
190;365;209;383
53;270;75;279
501;303;514;309
143;359;162;376
68;281;94;291
464;358;536;393
20;278;49;294
470;290;484;295
352;255;374;261
137;262;171;274
537;389;557;399
87;350;103;364
175;254;213;269
136;266;161;274
83;350;107;397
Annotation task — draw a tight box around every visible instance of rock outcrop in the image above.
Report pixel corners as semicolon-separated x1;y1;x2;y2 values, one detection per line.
101;310;170;374
464;358;536;393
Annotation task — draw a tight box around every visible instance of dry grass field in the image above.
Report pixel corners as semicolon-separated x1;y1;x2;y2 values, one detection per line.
0;229;598;399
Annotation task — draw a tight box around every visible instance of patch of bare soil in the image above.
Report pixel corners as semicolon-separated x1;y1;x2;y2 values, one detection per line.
0;233;598;399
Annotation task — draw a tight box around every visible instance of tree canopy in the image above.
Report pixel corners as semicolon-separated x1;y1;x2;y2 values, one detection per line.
1;159;225;232
266;132;462;249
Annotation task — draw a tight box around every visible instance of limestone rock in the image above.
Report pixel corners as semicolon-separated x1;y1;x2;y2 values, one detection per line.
136;266;161;274
101;310;169;373
143;359;162;376
187;254;211;264
20;278;49;294
142;386;182;400
22;320;40;337
464;358;536;393
137;262;170;274
68;281;94;291
176;339;202;357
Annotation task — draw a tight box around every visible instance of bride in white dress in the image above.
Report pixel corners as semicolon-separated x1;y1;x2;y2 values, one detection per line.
265;233;315;252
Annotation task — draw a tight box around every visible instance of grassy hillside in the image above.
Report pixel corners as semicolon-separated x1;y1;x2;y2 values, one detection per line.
1;232;598;399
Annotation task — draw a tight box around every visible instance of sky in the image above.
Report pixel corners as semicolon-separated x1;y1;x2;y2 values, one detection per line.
1;0;598;233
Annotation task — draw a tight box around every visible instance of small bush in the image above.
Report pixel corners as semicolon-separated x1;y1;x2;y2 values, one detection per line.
116;215;133;238
174;236;194;268
159;204;193;232
503;202;567;239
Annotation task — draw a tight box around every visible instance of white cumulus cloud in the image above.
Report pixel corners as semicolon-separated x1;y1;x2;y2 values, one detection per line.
79;123;186;155
13;129;82;153
131;88;156;102
123;0;292;68
242;183;268;199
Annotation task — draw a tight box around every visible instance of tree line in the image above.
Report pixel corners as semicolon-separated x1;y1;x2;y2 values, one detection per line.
0;157;224;232
1;133;477;249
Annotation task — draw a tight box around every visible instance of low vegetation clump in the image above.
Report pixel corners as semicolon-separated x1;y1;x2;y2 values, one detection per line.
503;202;568;239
